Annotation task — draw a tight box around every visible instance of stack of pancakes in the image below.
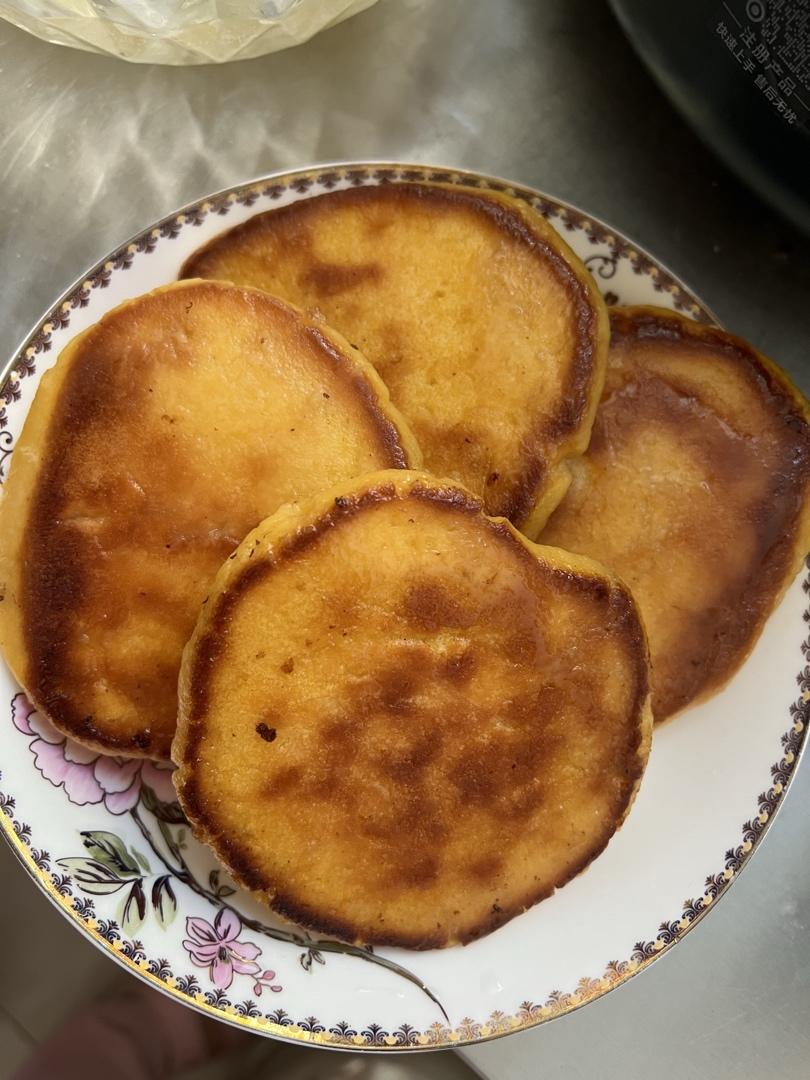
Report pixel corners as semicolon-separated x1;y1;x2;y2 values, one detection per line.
2;181;808;949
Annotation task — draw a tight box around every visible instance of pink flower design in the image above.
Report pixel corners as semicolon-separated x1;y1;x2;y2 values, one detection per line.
253;970;283;998
182;909;272;991
11;693;176;814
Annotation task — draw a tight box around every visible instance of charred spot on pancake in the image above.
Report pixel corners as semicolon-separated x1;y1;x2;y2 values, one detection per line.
321;714;360;752
301;261;383;297
441;649;475;682
374;666;418;713
255;722;277;742
502;629;537;664
448;749;498;807
379;731;443;782
402;582;470;631
402;855;440;888
468;853;504;883
263;764;302;797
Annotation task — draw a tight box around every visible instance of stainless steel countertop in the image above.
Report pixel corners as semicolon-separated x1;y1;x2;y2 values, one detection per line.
2;1;809;1076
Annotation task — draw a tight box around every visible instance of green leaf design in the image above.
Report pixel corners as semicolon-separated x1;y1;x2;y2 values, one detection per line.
208;868;236;898
140;785;186;824
156;818;178;858
119;880;147;935
131;847;151;874
57;857;128;896
80;831;140;878
151;875;177;929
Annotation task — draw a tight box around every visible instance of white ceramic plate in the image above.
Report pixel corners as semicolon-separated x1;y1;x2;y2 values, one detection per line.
1;163;806;1052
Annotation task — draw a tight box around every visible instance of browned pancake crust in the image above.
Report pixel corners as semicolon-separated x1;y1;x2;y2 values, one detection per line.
181;182;609;536
0;281;420;759
542;306;810;720
174;471;651;948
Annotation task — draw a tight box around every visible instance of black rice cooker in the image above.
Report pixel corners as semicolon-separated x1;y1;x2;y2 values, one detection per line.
610;0;810;234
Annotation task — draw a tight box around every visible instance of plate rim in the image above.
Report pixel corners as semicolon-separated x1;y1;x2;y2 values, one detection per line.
0;161;803;1053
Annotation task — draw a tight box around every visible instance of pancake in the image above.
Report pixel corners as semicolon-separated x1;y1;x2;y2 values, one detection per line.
0;280;421;760
180;182;609;537
542;306;810;721
173;470;652;948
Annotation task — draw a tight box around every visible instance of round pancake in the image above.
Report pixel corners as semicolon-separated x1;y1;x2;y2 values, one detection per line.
173;470;652;949
180;182;609;537
0;280;421;760
542;306;810;721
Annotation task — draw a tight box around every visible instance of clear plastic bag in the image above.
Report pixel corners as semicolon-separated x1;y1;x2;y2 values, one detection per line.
0;0;379;64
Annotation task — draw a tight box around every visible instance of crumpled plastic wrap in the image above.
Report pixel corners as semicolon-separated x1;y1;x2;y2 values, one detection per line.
0;0;379;64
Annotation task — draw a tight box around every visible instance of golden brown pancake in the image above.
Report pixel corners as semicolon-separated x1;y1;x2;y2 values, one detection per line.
542;306;810;721
0;280;420;760
181;182;609;536
173;470;652;948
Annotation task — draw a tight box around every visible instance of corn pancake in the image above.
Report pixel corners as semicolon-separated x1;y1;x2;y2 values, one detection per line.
173;470;652;948
542;306;810;721
181;182;609;537
0;280;420;760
